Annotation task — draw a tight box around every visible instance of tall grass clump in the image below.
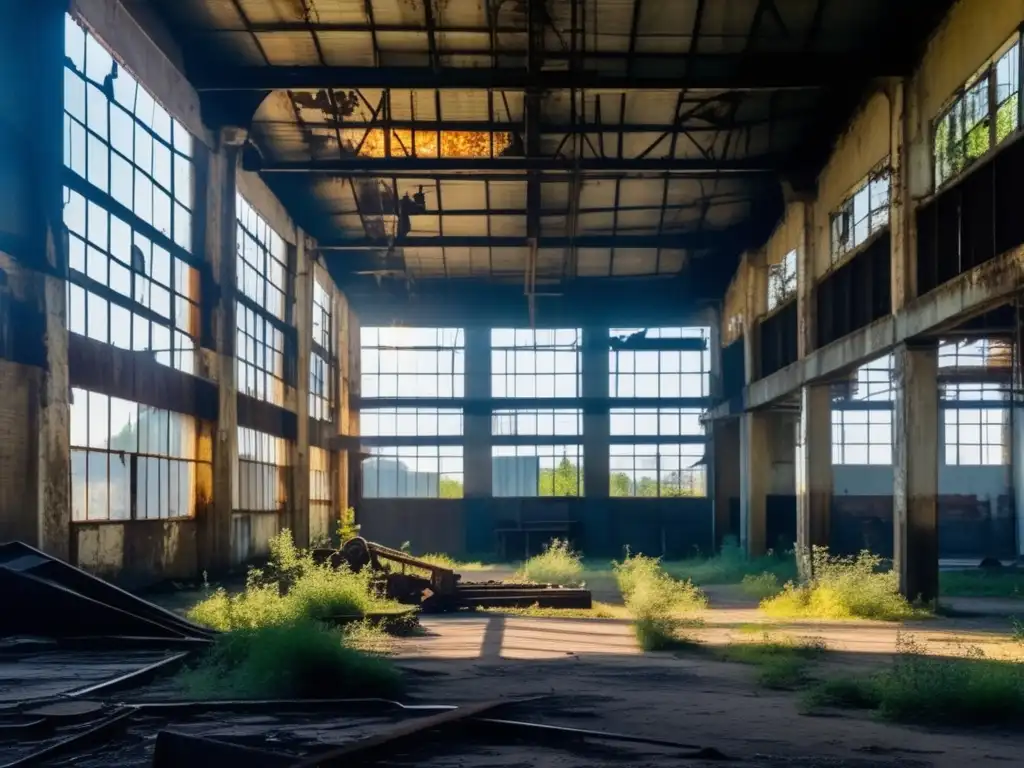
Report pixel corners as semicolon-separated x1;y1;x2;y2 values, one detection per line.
760;547;920;621
615;554;708;650
517;539;584;586
803;633;1024;726
177;619;404;699
186;529;402;631
663;536;797;586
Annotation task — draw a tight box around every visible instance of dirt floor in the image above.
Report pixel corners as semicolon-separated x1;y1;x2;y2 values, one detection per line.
134;568;1024;767
379;578;1024;768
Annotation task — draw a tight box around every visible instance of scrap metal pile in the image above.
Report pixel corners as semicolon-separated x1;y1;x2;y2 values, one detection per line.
315;537;592;613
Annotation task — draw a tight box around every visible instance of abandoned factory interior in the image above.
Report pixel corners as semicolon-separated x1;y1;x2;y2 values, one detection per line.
6;0;1024;764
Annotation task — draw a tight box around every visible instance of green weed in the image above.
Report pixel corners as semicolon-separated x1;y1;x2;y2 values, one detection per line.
517;539;584;586
615;554;708;650
802;633;1024;726
662;537;798;586
177;619;403;699
941;568;1024;598
760;548;922;621
186;529;402;631
718;634;826;690
741;572;784;599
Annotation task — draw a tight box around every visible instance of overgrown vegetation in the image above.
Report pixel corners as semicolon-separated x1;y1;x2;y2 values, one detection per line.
802;633;1024;726
940;568;1024;598
177;619;403;699
718;634;826;690
740;572;784;599
662;537;797;586
187;530;403;631
615;554;708;650
759;548;922;621
517;539;584;586
181;530;406;699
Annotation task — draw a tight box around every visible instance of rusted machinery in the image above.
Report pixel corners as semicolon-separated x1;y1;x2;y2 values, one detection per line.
315;537;592;613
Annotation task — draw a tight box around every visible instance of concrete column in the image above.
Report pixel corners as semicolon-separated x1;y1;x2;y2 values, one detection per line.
712;419;740;549
742;251;768;383
893;342;939;602
290;234;313;548
583;327;610;498
344;306;361;518
795;384;832;574
791;199;815;359
463;326;492;498
197;130;244;573
890;78;917;312
332;289;351;531
739;411;771;555
0;1;70;556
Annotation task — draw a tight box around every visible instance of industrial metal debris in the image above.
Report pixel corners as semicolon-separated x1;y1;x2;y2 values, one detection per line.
318;537;592;612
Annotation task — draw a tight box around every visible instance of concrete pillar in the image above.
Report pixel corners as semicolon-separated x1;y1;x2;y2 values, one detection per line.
463;326;491;554
0;1;70;556
582;327;610;498
739;411;771;555
795;384;832;574
463;326;492;498
197;130;245;573
893;342;939;602
343;305;361;519
291;234;313;548
333;290;352;531
712;419;740;549
890;78;917;312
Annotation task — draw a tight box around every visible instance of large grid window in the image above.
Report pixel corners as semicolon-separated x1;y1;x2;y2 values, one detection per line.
492;445;583;497
70;389;202;521
492;409;582;436
939;339;1013;369
235;427;290;513
833;354;894;402
944;409;1008;465
831;410;893;465
491;329;581;398
610;408;705;437
361;328;464;397
935;34;1020;189
310;275;334;422
609;445;706;497
363;447;463;498
64;16;197;372
830;168;891;264
767;249;797;312
237;196;289;406
609;328;711;398
360;408;463;437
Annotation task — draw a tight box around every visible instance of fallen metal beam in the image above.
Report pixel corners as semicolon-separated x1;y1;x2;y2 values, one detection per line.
192;56;896;92
706;246;1024;419
250;156;776;175
288;698;545;767
153;731;293;768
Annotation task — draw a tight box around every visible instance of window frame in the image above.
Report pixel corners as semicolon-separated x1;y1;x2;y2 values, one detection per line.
829;166;891;266
609;443;707;498
933;32;1021;191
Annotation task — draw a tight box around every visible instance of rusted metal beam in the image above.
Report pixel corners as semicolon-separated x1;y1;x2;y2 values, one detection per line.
288;699;545;767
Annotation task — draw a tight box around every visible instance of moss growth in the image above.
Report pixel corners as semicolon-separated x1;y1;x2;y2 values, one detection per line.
760;548;922;621
516;539;584;586
477;601;624;619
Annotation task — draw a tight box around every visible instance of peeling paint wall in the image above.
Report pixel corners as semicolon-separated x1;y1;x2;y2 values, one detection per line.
811;90;892;280
74;520;198;586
